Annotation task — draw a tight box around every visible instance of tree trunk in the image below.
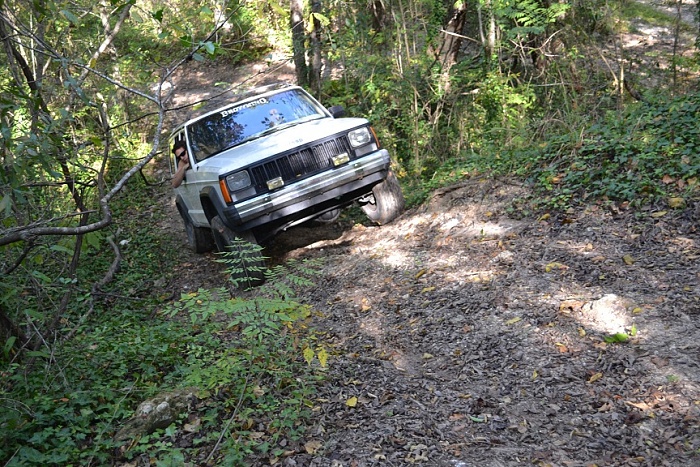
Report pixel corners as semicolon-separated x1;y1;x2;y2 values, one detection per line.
308;0;323;97
370;0;385;32
290;0;308;86
438;1;467;72
477;0;497;62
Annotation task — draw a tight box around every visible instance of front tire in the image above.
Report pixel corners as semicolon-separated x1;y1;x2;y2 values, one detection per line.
180;207;215;253
210;216;265;288
361;170;405;225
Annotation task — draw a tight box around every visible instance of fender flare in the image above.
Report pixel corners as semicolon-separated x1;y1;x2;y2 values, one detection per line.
199;186;227;224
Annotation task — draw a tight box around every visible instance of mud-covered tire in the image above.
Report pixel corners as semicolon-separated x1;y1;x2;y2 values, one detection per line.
178;204;215;253
183;214;216;253
361;170;405;225
210;216;265;288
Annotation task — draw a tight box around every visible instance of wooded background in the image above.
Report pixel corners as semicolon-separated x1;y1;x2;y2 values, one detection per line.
1;1;699;463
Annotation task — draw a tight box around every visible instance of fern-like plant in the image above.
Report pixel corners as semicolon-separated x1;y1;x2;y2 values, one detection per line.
213;248;324;342
215;238;267;289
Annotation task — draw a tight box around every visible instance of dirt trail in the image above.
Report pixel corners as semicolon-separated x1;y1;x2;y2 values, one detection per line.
162;167;700;465
158;9;700;462
267;179;700;466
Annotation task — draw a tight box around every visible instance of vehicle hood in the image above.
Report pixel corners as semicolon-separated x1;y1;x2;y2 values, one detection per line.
194;117;369;174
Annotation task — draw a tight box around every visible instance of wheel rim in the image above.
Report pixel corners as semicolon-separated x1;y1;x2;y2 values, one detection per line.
362;193;378;213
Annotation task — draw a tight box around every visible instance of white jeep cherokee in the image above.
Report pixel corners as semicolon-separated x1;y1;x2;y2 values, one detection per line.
170;83;405;255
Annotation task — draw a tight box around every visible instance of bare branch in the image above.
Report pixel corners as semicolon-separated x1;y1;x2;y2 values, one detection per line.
78;3;133;85
0;104;166;248
64;234;123;341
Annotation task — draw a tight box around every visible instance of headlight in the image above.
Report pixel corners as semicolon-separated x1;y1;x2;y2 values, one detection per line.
225;170;251;192
348;127;372;147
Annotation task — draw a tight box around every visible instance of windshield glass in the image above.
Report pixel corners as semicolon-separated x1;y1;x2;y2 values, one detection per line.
187;88;325;162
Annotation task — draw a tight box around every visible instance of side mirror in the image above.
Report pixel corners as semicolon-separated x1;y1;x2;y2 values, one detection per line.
328;105;346;118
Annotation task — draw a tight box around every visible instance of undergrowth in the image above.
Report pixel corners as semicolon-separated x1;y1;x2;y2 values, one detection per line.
1;243;326;465
413;91;700;212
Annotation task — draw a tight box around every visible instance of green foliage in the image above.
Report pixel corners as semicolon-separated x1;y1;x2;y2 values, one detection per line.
603;325;637;344
523;92;700;208
3;0;700;462
496;0;570;39
0;313;190;465
423;90;700;211
216;238;268;290
214;245;323;341
1;251;325;465
156;253;325;464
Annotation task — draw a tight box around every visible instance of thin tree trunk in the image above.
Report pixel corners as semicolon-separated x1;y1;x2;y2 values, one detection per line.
438;1;467;72
308;0;323;96
478;0;497;62
290;0;308;86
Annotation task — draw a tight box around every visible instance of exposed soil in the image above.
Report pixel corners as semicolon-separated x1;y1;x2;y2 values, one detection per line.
155;8;700;465
269;183;700;467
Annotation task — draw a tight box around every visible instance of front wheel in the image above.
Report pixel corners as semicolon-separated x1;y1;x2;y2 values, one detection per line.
360;171;405;225
210;216;265;288
183;215;216;254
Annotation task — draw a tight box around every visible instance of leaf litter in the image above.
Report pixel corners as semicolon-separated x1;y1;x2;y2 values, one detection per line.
263;178;700;466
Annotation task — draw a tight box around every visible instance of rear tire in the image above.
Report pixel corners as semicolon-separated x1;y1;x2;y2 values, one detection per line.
361;170;405;225
310;208;341;225
210;216;265;288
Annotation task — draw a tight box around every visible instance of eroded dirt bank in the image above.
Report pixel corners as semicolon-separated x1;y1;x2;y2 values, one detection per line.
260;178;699;466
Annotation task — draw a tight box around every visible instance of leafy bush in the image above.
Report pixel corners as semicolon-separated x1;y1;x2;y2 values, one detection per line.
158;250;325;464
451;91;700;210
0;313;190;465
527;91;700;207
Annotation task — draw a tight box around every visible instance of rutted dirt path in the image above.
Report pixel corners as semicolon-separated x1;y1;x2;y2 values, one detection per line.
161;169;700;465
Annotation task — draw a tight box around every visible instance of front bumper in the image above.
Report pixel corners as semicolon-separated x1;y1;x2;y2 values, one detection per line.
221;149;391;231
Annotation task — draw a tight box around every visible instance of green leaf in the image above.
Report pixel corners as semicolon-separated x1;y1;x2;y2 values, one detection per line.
26;350;50;358
151;9;163;22
0;194;11;217
312;12;330;26
303;347;314;365
50;244;73;255
603;332;629;343
3;336;16;358
31;270;52;283
317;347;328;367
202;41;216;55
192;53;205;62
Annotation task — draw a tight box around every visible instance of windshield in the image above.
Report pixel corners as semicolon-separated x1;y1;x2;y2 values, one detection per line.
186;88;325;162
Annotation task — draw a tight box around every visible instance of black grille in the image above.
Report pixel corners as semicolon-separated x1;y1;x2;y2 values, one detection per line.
249;135;353;192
